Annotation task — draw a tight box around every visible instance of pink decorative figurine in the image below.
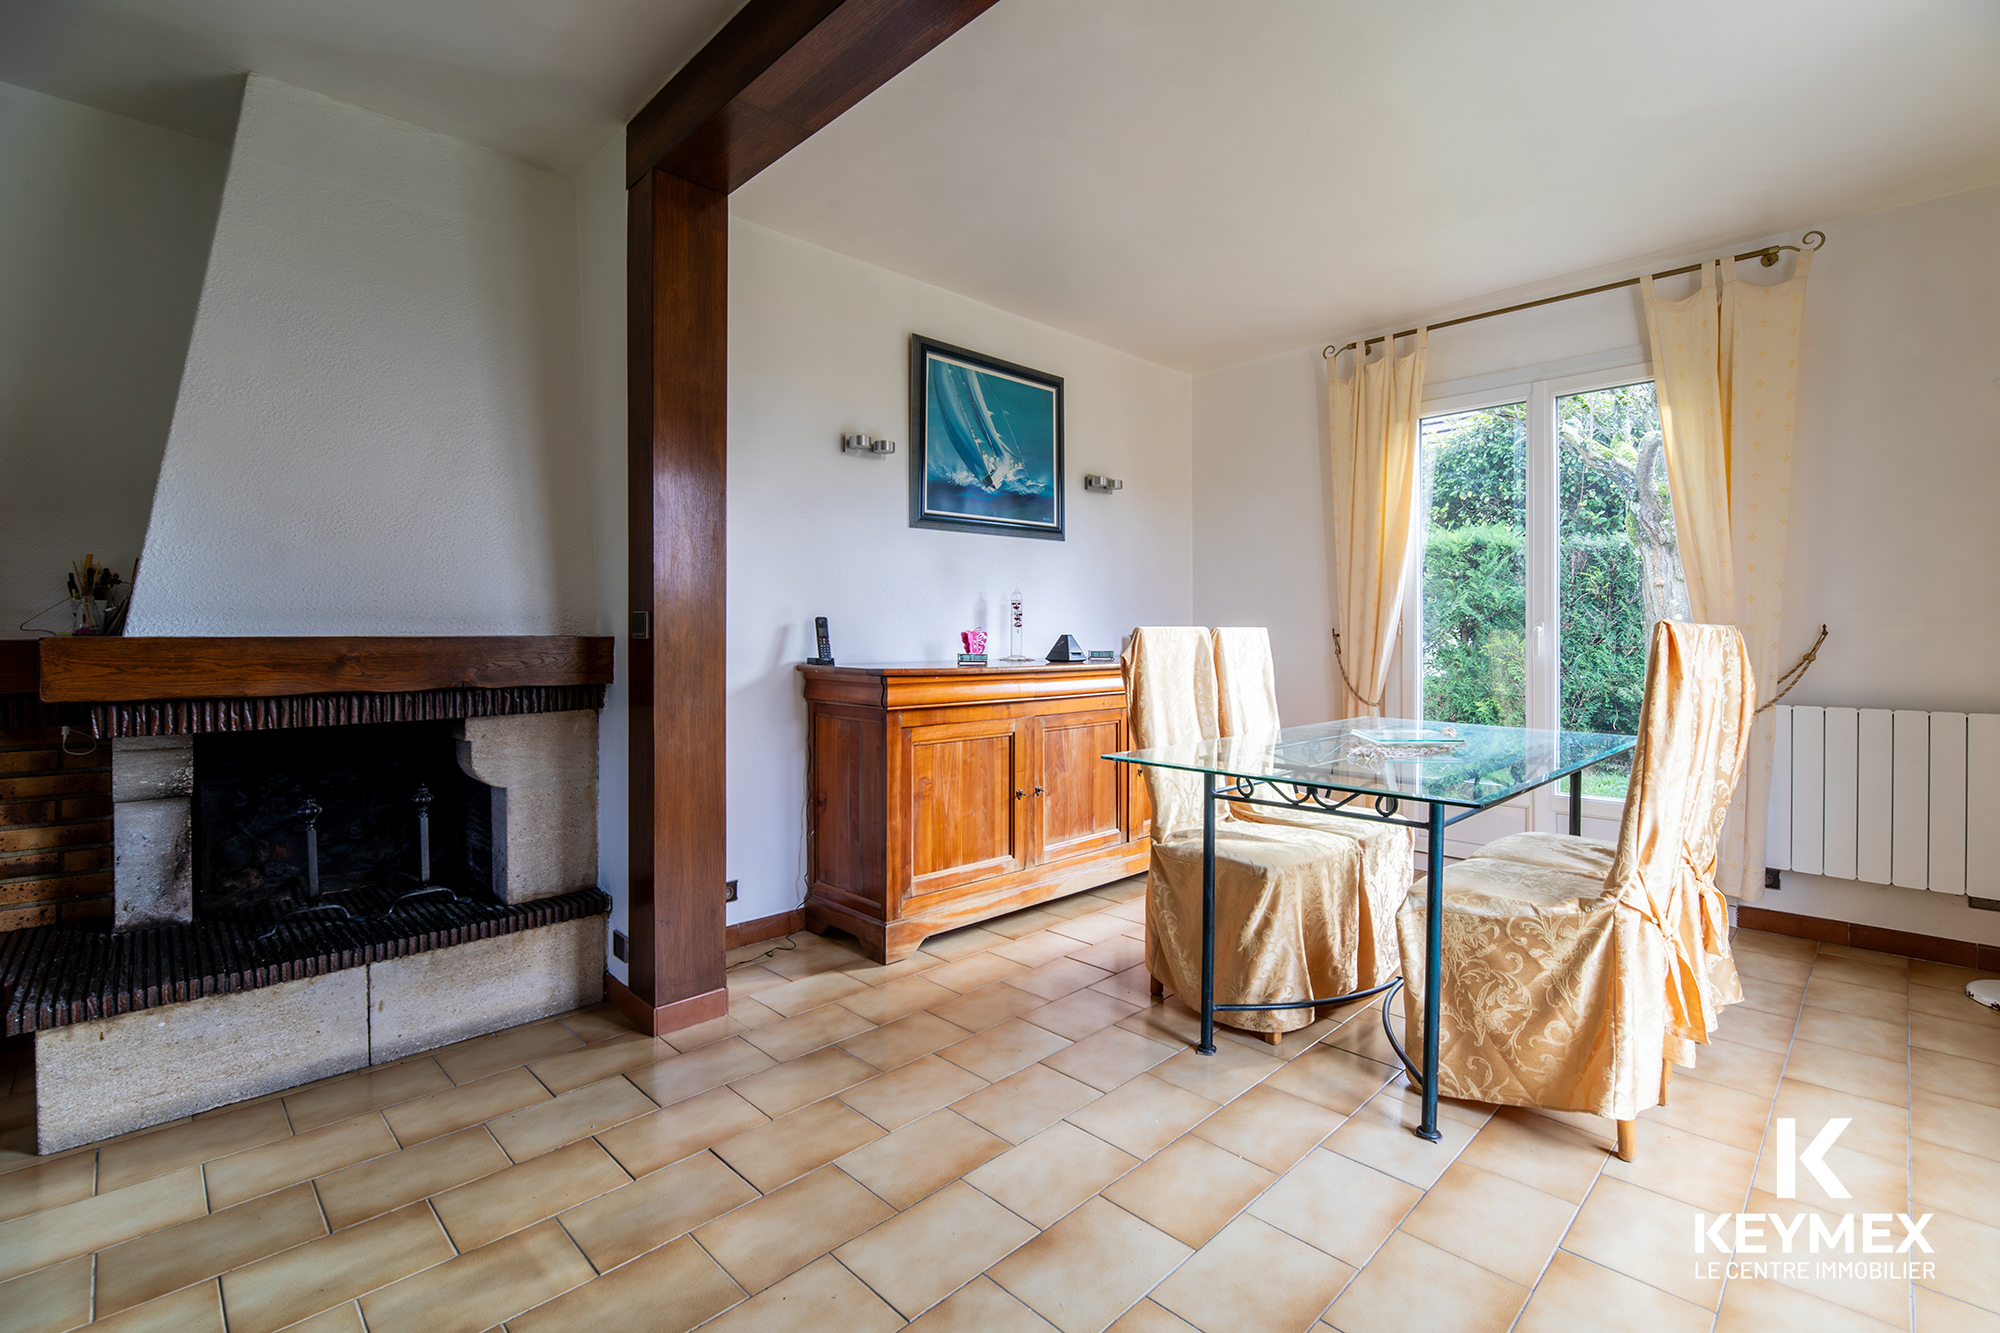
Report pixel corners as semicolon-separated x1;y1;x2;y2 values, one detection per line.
961;629;988;655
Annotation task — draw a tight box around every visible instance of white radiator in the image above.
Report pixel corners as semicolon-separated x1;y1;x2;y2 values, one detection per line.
1767;706;2000;896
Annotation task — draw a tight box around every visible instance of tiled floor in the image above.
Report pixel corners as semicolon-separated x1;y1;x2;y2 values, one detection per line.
2;878;1997;1332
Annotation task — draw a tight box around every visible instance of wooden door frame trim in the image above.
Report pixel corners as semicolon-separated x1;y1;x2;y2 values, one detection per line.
622;0;997;1036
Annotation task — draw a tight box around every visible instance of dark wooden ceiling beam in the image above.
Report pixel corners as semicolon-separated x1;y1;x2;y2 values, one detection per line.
626;0;1000;191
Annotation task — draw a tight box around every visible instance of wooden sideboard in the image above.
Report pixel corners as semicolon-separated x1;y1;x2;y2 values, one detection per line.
799;662;1151;962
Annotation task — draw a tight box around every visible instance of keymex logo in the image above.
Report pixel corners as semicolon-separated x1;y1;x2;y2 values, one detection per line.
1689;1117;1934;1282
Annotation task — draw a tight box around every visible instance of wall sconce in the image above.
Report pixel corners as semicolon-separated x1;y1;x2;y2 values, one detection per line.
1084;475;1123;493
842;434;895;457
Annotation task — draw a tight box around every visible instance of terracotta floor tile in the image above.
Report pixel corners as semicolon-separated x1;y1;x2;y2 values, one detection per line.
758;969;872;1018
725;964;789;998
1106;1297;1200;1331
839;1011;976;1072
1798;1004;1913;1062
205;1112;399;1210
314;1125;509;1231
662;996;783;1051
1915;1139;2000;1230
1913;1012;2000;1067
1914;1286;2000;1332
0;1150;95;1225
1788;1036;1912;1106
1247;1145;1419;1266
1399;1159;1575;1285
955;1063;1104;1143
1741;1191;1915;1327
1066;1074;1218;1158
1561;1176;1726;1307
924;952;1030;993
980;907;1070;941
1775;1078;1910;1165
906;1275;1061;1332
1068;936;1147;976
1913;1048;2000;1106
697;1254;904;1333
507;1234;744;1333
711;1096;885;1192
594;1084;769;1177
1263;1044;1397;1115
1807;974;1912;1025
1512;1250;1714;1333
839;1052;989;1130
1010;957;1117;1003
1715;1002;1802;1055
1043;1026;1182;1093
282;1059;454;1134
941;1018;1074;1082
694;1164;891;1294
1320;1090;1478;1190
1023;988;1144;1042
0;1165;206;1282
729;1046;878;1118
1324;1010;1408;1067
380;1066;551;1147
1327;1228;1528;1333
1046;912;1130;945
1116;997;1323;1061
1912;981;2000;1029
0;1253;90;1333
1913;1086;2000;1162
762;940;871;981
987;1195;1191;1333
1755;1132;1911;1214
1147;1042;1282;1105
95;1181;326;1316
1920;1207;2000;1317
1091;965;1160;1008
96;1099;292;1192
219;1202;455;1333
1814;954;1910;994
1825;943;1913;969
525;1033;674;1095
1151;1213;1352;1333
557;1003;645;1043
1194;1083;1343;1173
930;982;1049;1033
430;1136;629;1250
993;931;1094;969
837;1179;1038;1317
1737;950;1814;987
1681;1034;1790;1098
1456;1105;1607;1203
356;1217;593;1333
1102;1134;1274;1247
1739;974;1807;1018
745;1003;880;1064
558;1148;757;1270
967;1120;1140;1228
1735;928;1819;958
87;1278;224;1333
624;1036;776;1109
483;1074;656;1162
1715;1274;1904;1332
837;1108;1010;1209
1912;960;2000;993
431;1019;583;1085
840;975;959;1024
1604;1117;1757;1213
1642;1068;1776;1151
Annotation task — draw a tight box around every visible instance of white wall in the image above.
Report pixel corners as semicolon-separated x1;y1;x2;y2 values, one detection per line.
129;75;593;636
0;80;228;637
1192;183;2000;944
727;220;1194;926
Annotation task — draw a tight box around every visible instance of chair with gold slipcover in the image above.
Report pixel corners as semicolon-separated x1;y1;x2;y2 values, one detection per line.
1394;620;1753;1160
1126;626;1406;1044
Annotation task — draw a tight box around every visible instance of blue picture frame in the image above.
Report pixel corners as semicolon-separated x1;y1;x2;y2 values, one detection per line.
909;335;1064;541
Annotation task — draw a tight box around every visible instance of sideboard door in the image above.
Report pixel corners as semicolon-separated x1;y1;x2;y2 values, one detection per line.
1036;706;1130;864
900;716;1027;904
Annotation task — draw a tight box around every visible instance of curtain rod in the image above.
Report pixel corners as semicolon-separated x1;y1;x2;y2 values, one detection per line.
1322;230;1826;359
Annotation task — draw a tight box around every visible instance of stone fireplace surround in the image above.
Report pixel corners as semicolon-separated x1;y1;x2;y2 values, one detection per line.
0;635;615;1152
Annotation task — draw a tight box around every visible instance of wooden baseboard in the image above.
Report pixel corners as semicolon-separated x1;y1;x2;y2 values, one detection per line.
602;974;727;1038
726;910;804;951
1736;904;2000;972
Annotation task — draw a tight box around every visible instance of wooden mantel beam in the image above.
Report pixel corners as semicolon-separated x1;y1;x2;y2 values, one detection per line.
619;0;996;1037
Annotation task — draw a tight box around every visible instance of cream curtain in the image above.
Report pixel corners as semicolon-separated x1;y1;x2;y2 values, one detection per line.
1642;252;1812;902
1327;331;1427;716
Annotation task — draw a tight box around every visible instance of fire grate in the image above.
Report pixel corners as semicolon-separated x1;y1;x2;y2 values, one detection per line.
0;886;609;1036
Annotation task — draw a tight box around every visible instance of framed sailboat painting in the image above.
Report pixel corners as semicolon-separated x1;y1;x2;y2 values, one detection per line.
909;335;1065;540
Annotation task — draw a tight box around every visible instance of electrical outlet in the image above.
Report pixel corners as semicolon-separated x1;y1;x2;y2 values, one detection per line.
725;880;738;902
611;930;628;962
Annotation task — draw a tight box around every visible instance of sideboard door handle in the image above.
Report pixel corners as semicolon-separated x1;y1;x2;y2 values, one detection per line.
1015;789;1025;799
1033;786;1044;796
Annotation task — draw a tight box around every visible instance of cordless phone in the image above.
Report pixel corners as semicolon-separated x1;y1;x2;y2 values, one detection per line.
806;616;836;666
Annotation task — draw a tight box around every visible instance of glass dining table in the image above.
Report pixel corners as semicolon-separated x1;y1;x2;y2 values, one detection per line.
1105;718;1636;1144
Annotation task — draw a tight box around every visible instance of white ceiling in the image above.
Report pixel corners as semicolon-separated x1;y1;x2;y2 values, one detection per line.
734;0;2000;371
5;0;1996;371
